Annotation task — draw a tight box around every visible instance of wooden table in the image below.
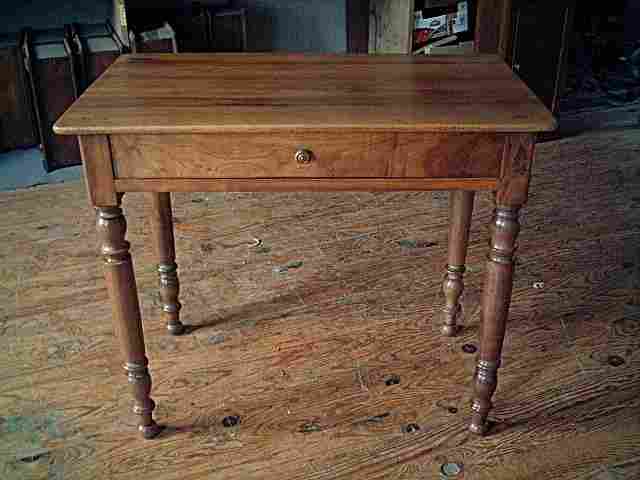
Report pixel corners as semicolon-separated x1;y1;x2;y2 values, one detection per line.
54;53;555;439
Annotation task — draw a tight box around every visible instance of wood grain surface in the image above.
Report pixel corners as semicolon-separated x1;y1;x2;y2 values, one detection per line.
113;177;498;193
497;134;536;206
53;54;556;135
111;132;503;179
78;135;118;206
1;128;638;479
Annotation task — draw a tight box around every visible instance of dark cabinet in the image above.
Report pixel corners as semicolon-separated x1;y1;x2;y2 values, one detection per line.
510;0;575;112
173;5;213;52
69;21;126;90
124;2;247;53
22;27;81;171
211;8;247;52
20;23;124;171
0;33;38;152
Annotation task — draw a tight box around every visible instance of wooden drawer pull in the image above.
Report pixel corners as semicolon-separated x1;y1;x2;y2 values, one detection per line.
295;149;313;164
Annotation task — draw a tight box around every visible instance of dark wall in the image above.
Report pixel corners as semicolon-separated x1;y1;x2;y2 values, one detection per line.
624;0;640;54
1;0;347;52
0;0;112;34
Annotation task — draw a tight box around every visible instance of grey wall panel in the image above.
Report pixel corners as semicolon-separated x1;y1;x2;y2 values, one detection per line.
235;0;346;53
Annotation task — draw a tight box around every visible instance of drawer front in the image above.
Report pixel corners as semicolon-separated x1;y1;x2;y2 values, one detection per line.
110;132;503;179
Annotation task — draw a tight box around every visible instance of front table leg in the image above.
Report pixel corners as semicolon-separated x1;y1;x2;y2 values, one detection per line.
469;205;521;435
97;206;162;439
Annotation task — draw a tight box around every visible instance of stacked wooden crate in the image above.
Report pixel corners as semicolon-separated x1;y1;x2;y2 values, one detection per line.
20;22;125;171
0;33;37;152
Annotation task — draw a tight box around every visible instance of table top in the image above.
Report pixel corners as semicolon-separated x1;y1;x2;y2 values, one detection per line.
54;53;556;136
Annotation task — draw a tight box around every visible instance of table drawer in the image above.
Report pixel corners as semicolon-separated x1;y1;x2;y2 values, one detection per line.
110;133;503;179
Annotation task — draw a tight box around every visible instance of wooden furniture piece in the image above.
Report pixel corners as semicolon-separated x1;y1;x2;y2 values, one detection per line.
172;4;214;53
347;0;370;53
54;53;555;439
0;32;38;152
365;0;513;56
474;0;512;57
210;7;248;52
22;27;82;171
509;0;575;112
69;21;126;93
123;1;243;54
129;22;179;54
172;4;248;53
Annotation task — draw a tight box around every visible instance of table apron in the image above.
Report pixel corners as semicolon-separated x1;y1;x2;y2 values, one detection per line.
113;177;498;192
78;132;536;205
109;132;505;180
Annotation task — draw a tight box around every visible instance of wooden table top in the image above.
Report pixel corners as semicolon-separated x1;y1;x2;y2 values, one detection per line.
54;53;556;136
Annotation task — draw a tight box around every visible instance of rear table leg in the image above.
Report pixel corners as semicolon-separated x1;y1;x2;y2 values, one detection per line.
441;191;475;336
150;193;185;335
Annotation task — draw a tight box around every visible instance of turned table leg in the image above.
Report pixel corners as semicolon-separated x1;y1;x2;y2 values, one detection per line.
441;191;475;336
469;205;521;435
97;205;162;439
150;193;185;335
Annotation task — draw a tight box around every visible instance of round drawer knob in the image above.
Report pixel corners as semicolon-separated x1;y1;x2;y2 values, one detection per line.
295;149;313;164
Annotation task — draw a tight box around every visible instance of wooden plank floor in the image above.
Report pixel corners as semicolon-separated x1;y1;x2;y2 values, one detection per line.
1;128;639;479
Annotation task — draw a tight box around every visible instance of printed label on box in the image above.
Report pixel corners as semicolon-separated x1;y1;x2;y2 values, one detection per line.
453;1;468;34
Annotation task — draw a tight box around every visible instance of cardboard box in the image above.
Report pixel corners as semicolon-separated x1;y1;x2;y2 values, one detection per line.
413;1;468;50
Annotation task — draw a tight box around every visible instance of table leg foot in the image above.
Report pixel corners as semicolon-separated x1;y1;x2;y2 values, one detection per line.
469;360;498;435
158;262;185;336
139;422;163;439
441;265;465;336
166;320;186;336
126;360;163;439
